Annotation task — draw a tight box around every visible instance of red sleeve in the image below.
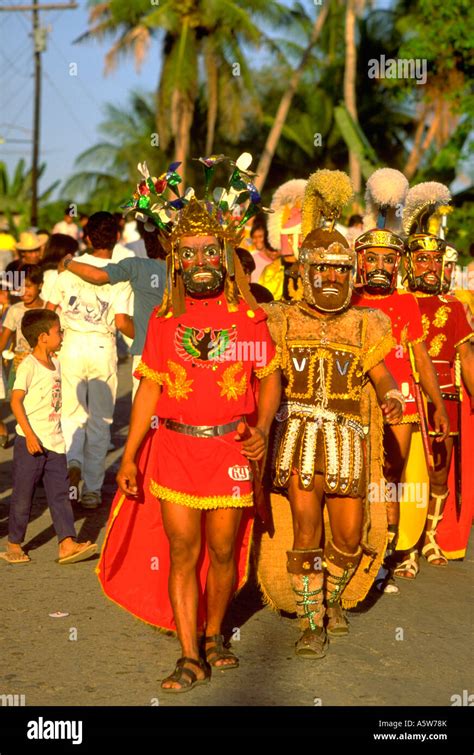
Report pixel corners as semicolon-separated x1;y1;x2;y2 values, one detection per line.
406;294;425;343
133;309;164;383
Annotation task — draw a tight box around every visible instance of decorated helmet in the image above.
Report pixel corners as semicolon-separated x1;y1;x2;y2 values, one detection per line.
298;169;354;313
402;181;452;294
354;168;408;292
121;153;271;315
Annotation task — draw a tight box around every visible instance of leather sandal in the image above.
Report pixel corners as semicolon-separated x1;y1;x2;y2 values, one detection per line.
393;550;419;580
203;634;239;670
160;656;210;694
421;536;448;566
295;626;328;659
326;603;349;636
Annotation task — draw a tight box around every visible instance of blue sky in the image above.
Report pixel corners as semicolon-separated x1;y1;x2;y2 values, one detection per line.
0;0;158;199
0;0;471;207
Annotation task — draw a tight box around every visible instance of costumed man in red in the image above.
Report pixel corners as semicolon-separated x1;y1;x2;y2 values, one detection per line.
402;181;474;573
261;170;404;658
97;155;281;693
353;169;449;583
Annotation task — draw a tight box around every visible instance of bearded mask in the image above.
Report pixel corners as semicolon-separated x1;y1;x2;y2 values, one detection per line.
177;238;225;297
406;242;446;295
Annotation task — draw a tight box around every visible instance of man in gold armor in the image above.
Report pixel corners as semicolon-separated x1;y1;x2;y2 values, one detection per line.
264;170;404;658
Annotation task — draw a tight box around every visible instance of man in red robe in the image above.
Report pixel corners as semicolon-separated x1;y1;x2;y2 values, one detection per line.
352;169;449;582
97;160;281;693
402;182;474;571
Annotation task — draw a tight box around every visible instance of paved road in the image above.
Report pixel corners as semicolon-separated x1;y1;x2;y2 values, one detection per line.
0;361;473;707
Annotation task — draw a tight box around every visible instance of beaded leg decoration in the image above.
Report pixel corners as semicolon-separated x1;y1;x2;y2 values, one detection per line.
324;541;362;636
287;548;327;659
421;490;449;566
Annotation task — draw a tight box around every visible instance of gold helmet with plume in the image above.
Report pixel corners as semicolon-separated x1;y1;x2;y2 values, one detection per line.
402;181;452;292
355;168;408;254
299;169;355;313
299;169;354;267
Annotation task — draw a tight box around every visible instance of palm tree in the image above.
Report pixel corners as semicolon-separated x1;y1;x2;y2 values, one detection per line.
77;0;293;182
61;92;163;208
343;0;365;194
0;159;59;233
254;2;329;192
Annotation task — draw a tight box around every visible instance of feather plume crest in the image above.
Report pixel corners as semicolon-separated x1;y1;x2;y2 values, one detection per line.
363;168;408;233
402;182;451;237
267;179;306;250
302;170;353;239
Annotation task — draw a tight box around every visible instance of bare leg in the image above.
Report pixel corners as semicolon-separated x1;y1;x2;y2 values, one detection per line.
288;472;325;548
204;507;243;667
383;423;413;529
160;500;205;689
326;495;364;553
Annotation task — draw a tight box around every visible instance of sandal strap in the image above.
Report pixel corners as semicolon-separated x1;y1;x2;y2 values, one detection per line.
394;550;419;576
178;656;205;672
204;634;224;644
421;541;447;562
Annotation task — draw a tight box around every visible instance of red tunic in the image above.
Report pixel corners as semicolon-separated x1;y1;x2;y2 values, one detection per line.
352;289;424;422
416;293;472;434
134;293;278;509
97;294;278;632
416;293;473;558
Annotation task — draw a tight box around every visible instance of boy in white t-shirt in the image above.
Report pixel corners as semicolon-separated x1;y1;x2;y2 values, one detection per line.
46;212;134;509
0;309;97;564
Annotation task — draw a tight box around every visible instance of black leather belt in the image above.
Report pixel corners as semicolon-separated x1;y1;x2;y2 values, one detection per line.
162;418;242;438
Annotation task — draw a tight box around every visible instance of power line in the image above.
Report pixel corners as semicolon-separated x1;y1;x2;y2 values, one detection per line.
43;67;95;142
0;2;79;224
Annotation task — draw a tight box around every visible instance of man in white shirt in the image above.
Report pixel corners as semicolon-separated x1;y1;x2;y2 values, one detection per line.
52;207;81;241
46;212;134;509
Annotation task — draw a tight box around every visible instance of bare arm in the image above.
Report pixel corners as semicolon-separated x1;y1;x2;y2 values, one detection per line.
411;340;449;439
10;389;43;454
0;326;13;353
65;258;110;285
458;340;474;396
116;378;161;496
367;360;404;424
239;369;282;461
45;302;57;311
115;313;135;340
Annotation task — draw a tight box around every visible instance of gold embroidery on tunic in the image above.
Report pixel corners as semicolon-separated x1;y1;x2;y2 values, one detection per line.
428;334;446;357
160;360;193;400
217;362;247;400
433;305;451;328
421;314;430;340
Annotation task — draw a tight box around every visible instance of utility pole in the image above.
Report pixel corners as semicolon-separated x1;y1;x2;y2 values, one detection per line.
0;3;77;226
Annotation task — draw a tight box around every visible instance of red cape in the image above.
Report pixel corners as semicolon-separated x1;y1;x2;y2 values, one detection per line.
96;429;254;632
437;389;474;559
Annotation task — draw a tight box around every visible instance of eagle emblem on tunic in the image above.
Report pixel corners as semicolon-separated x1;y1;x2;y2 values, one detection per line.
174;324;237;368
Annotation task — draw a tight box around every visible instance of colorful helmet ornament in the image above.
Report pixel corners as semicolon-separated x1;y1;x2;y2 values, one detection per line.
121;153;271;316
267;179;306;257
354;168;408;293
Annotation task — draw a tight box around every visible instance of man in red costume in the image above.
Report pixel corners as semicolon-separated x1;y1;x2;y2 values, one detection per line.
98;158;281;693
353;169;449;581
402;182;474;572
